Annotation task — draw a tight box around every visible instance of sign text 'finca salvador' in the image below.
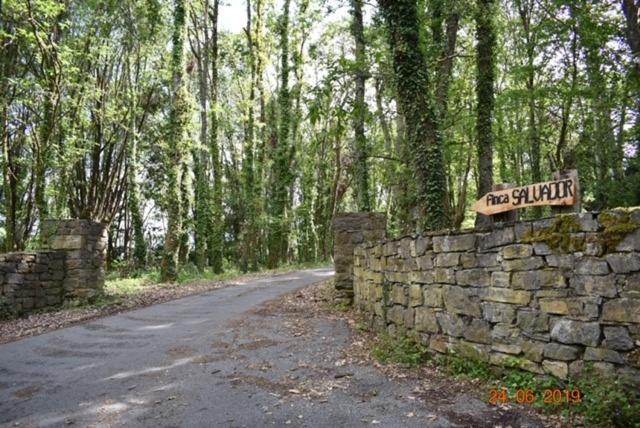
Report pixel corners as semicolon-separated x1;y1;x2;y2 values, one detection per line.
473;178;577;215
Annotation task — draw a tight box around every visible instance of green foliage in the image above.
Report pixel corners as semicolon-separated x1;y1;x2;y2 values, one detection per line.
372;333;430;366
435;353;493;380
563;365;640;428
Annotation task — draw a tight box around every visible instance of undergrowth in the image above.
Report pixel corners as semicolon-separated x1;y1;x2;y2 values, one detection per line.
371;333;429;366
370;335;640;427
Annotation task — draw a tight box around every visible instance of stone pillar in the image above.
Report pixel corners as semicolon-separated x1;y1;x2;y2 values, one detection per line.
41;219;108;303
333;212;386;304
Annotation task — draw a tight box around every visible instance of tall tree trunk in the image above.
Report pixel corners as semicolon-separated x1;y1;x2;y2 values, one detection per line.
351;0;370;211
267;0;292;268
208;0;224;273
192;0;211;272
161;0;189;281
241;0;257;272
379;0;447;231
474;0;496;229
127;59;147;268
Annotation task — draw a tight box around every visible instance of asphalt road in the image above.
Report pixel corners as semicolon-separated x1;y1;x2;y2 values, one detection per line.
0;268;542;428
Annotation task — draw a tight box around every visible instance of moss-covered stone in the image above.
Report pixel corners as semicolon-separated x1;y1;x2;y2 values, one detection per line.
523;215;585;252
598;211;640;253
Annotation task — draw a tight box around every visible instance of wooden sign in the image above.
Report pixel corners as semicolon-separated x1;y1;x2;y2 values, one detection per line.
473;176;577;216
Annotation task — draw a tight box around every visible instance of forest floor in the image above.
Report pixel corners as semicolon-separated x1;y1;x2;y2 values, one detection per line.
0;263;328;345
0;268;573;427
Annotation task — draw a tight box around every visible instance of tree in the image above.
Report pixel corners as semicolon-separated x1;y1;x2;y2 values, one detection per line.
161;0;190;282
267;0;292;267
379;0;447;231
351;0;370;211
475;0;496;228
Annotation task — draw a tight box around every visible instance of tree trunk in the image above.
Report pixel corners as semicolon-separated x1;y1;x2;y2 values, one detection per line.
351;0;370;211
208;0;224;273
161;0;189;282
379;0;447;231
474;0;496;229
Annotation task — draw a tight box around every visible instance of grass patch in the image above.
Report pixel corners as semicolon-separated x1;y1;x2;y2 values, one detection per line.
431;353;640;427
371;333;429;366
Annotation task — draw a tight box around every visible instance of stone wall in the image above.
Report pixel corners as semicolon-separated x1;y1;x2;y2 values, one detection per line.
352;209;640;383
334;213;386;303
0;220;108;313
0;252;65;312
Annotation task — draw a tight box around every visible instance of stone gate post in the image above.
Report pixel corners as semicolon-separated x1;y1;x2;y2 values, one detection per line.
333;213;386;304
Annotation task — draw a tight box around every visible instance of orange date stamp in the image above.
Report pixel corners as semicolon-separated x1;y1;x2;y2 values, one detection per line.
488;388;582;405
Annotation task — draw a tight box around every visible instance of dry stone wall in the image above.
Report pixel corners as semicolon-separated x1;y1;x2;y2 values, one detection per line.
352;209;640;383
0;220;108;313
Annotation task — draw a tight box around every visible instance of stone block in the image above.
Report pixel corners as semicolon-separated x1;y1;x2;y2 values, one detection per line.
412;236;431;256
463;319;492;344
477;253;499;267
434;268;456;284
502;257;545;272
388;305;405;326
433;234;477;253
492;343;522;355
575;258;610;275
542;360;568;379
417;254;434;270
409;284;423;307
436;312;465;337
605;253;640;274
435;253;460;268
479;228;515;250
409;271;434;284
502;244;533;259
615;228;640;252
490;352;543;374
482;302;516;324
550;319;600;346
584;347;625;364
492;323;520;342
482;288;531;305
455;269;491;287
543;343;580;361
383;241;398;256
545;255;574;269
511;270;565;290
602;298;640;323
522;341;544;362
491;272;510;288
539;297;600;320
517;310;549;332
533;243;552;256
444;286;481;317
429;335;449;353
453;340;489;362
50;235;85;250
392;285;407;306
423;286;443;307
403;307;415;329
415;307;439;333
571;274;617;298
603;326;634;351
514;222;533;240
460;254;477;268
